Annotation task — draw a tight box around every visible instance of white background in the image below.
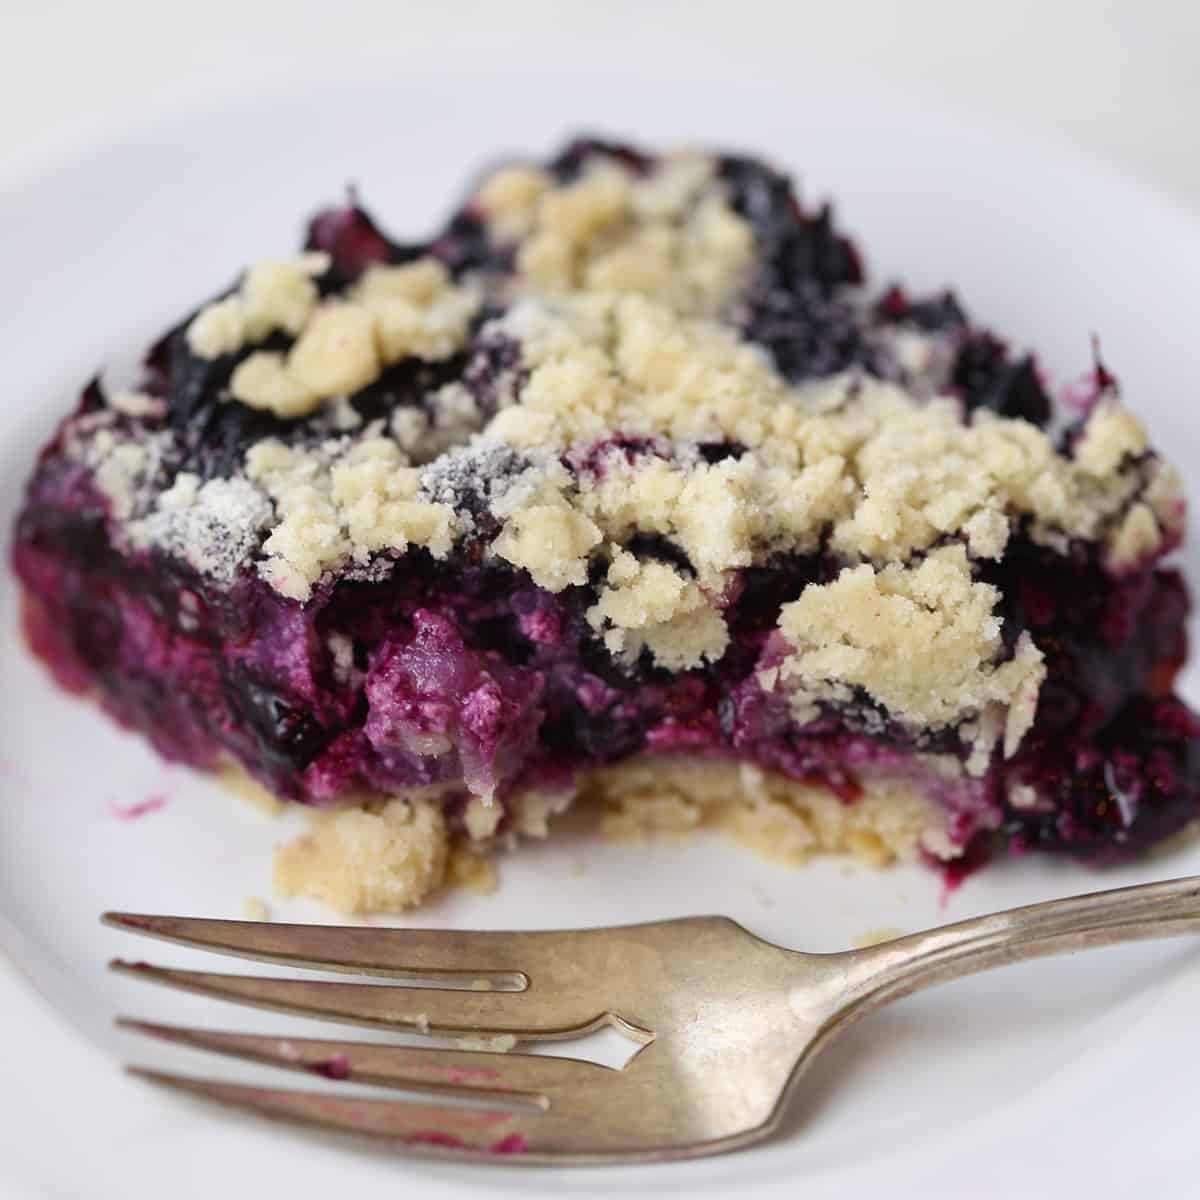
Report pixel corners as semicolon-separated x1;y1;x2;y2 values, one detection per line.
5;0;1200;212
3;4;1200;1198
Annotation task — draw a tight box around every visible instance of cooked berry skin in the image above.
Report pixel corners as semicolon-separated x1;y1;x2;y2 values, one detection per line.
873;284;1052;424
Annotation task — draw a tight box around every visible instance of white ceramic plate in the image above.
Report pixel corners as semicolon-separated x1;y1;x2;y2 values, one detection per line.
3;55;1200;1200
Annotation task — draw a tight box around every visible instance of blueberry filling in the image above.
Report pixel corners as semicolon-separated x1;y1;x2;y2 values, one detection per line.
15;472;1197;858
873;284;1052;423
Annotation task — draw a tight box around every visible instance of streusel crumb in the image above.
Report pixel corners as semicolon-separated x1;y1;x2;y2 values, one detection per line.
273;798;448;914
241;896;271;921
587;757;952;867
251;758;955;914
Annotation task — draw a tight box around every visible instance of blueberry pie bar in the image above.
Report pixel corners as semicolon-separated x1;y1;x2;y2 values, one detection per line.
13;138;1198;912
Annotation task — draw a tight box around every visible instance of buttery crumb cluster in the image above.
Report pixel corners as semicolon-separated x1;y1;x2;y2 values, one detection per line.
76;146;1182;759
188;254;480;418
270;757;947;914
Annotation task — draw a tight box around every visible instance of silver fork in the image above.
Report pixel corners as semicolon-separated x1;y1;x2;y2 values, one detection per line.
106;874;1200;1164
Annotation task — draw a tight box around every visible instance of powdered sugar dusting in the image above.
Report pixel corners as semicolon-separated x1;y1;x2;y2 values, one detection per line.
418;441;532;525
130;473;274;582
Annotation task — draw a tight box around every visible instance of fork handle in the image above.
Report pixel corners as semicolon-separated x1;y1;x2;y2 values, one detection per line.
831;874;1200;1018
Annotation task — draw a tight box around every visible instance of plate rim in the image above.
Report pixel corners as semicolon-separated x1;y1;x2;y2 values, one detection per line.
3;53;1200;1199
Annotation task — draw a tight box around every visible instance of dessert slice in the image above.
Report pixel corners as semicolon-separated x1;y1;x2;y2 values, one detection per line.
13;138;1198;912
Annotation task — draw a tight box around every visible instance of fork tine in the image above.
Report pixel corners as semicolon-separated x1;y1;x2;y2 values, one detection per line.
127;1068;547;1159
117;1019;612;1098
110;961;609;1039
102;912;547;983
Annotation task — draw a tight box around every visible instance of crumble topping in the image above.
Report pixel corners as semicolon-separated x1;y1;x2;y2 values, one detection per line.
1073;398;1148;476
273;797;448;914
1109;503;1162;571
230;351;324;419
475;151;753;316
510;785;575;838
462;794;504;840
1109;458;1184;570
490;499;601;590
587;550;729;670
353;259;480;363
241;896;271;921
189;253;479;419
447;846;499;895
475;165;552;240
128;472;274;583
774;545;1047;738
66;415;172;521
84;292;1170;749
479;297;1166;585
286;302;382;397
91;438;162;522
186;253;330;358
389;385;488;464
269;781;572;913
185;295;247;359
576;450;850;581
418;442;529;517
587;756;954;867
84;263;1173;641
266;757;958;914
65;145;1186;766
244;431;457;600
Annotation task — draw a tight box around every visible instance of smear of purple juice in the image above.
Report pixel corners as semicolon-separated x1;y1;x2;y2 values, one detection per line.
937;839;993;908
107;794;168;821
307;1053;351;1080
489;1133;529;1154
